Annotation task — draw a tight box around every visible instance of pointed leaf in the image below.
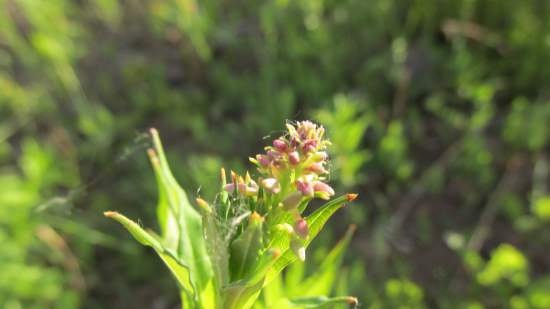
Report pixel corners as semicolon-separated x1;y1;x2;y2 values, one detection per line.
223;249;280;309
149;129;214;298
104;211;195;295
197;198;230;287
230;212;264;280
299;225;356;297
264;194;356;284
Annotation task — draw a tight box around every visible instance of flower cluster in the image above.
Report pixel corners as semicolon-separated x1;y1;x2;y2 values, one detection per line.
222;121;336;260
253;120;334;200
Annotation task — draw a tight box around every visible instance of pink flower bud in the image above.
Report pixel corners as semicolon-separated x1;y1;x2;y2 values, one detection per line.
246;185;259;196
308;162;328;174
288;151;300;165
273;139;288;152
296;180;314;197
224;183;235;193
237;183;247;195
302;139;317;153
294;218;309;239
257;154;270;166
245;180;259;196
313;181;335;199
261;178;281;194
267;150;282;160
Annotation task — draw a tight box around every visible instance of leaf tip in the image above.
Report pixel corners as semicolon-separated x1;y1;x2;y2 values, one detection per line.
250;211;265;223
196;197;211;213
149;127;158;137
103;211;118;218
220;167;227;185
346;193;358;202
346;296;358;306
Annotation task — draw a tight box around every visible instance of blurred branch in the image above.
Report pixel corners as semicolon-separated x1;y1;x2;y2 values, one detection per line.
465;156;523;251
531;151;549;202
36;224;86;292
441;19;507;54
392;64;411;119
372;136;464;257
389;138;463;234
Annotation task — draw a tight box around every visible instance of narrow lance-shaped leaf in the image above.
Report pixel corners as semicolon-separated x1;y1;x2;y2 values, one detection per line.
264;194;357;285
223;249;280;309
230;212;264;281
300;225;356;296
103;211;195;296
196;198;230;288
148;148;179;250
149;129;215;302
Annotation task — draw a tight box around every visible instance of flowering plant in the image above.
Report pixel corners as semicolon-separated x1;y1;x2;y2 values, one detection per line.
105;121;358;308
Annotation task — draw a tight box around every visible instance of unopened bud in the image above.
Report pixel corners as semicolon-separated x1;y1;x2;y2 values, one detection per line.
257;154;270;167
288;151;300;165
246;180;259;196
261;178;281;194
267;150;281;160
296;180;314;197
224;183;235;193
237;183;247;195
302;139;317;153
290;238;306;261
294;218;309;239
313;181;335;199
308;162;328;174
273;139;288;152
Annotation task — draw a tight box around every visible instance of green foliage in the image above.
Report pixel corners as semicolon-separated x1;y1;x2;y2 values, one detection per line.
533;196;550;221
2;0;550;307
0;139;81;308
316;95;371;187
476;244;529;287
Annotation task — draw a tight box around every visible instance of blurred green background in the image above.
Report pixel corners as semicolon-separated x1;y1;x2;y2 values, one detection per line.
1;0;550;308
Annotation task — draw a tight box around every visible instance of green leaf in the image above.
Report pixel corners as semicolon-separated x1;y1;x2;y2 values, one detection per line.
197;198;230;287
259;270;284;307
264;194;356;285
148;147;179;251
223;279;265;309
284;258;305;293
299;225;356;296
149;129;215;301
104;211;195;295
223;249;280;309
230;212;264;281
